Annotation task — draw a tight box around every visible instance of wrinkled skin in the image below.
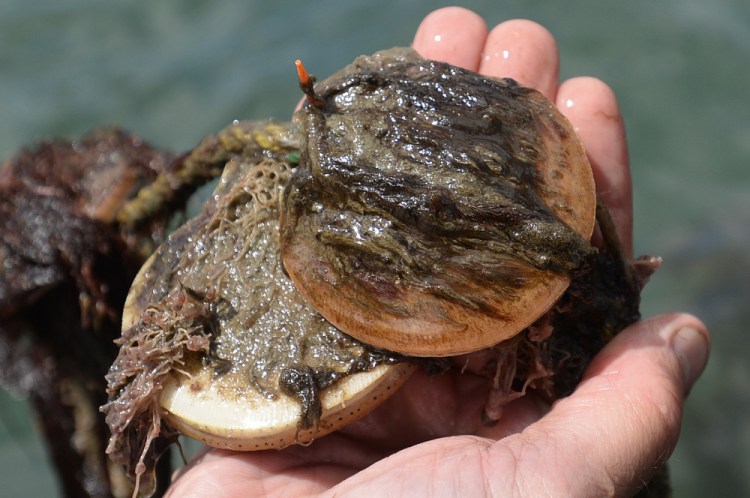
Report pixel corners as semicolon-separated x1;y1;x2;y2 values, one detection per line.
165;9;709;498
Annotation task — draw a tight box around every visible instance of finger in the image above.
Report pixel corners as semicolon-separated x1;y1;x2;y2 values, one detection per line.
412;7;487;70
478;19;559;99
556;77;633;255
506;313;710;496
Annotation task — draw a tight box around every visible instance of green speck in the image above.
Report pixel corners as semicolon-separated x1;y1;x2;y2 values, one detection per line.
286;151;300;164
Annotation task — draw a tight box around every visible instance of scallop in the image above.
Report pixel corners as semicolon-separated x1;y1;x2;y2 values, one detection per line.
116;153;413;455
281;47;596;357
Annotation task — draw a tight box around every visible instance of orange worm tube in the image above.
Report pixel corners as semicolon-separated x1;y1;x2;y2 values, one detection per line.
295;59;310;87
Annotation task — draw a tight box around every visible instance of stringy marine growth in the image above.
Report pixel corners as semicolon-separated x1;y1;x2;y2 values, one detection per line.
102;291;213;497
0;128;176;497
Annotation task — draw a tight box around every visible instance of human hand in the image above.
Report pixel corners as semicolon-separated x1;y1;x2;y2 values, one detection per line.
166;7;710;497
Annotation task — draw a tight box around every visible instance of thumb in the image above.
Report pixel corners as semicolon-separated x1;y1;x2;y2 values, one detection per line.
514;313;710;496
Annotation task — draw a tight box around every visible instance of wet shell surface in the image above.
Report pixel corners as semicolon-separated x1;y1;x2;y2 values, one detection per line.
121;141;413;451
281;47;596;357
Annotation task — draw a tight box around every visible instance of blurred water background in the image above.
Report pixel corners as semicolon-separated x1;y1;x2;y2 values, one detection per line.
0;0;748;496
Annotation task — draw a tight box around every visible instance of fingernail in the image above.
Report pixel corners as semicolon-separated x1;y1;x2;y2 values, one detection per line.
671;327;710;392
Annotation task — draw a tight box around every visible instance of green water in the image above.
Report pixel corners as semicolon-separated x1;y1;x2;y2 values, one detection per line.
1;0;748;496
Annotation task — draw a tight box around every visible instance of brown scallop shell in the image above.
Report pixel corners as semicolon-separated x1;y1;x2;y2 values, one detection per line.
281;48;596;357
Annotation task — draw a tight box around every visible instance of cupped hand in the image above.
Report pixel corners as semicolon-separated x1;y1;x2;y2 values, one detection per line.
166;7;709;497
